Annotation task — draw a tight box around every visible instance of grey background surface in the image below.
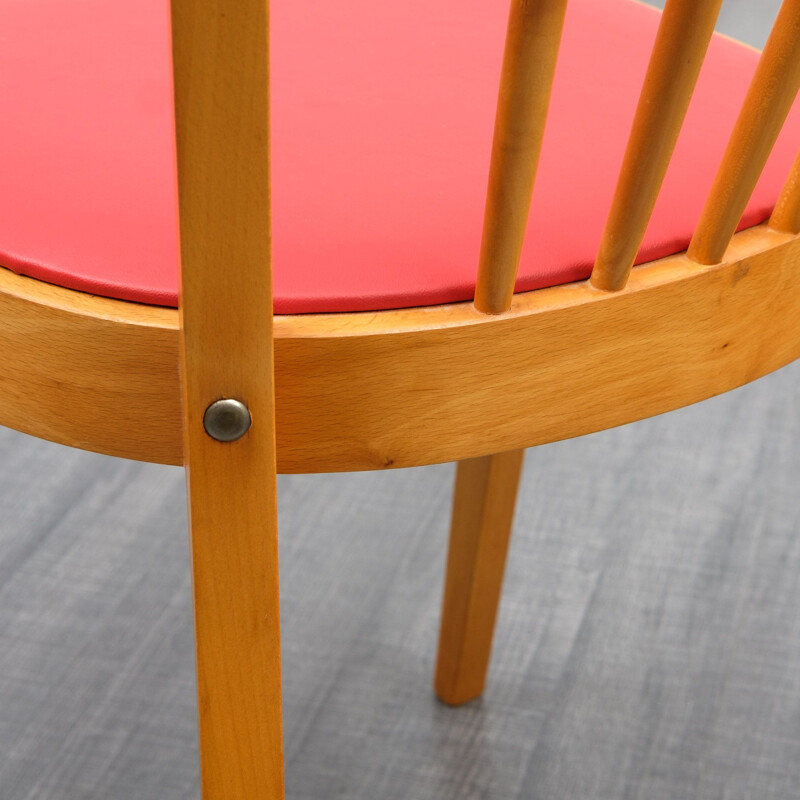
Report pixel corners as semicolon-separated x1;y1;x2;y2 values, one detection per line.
0;1;795;798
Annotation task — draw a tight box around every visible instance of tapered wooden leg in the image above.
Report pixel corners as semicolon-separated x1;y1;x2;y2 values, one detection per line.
435;449;525;706
186;449;284;799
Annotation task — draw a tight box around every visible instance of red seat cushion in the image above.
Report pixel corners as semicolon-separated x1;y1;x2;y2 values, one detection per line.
1;0;799;313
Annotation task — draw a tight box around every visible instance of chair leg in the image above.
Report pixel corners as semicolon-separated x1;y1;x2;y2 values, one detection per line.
435;449;525;706
186;458;285;800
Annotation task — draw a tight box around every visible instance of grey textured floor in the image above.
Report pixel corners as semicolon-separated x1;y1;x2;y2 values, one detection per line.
3;359;800;800
1;1;797;798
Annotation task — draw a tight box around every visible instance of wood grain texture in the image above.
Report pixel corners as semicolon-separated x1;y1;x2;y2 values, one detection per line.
435;450;524;706
474;0;568;314
1;226;800;473
249;226;800;472
591;0;723;292
770;147;800;232
0;266;181;463
688;0;800;265
170;0;284;798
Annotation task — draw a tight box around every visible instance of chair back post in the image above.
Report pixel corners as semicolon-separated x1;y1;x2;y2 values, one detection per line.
171;0;285;797
688;0;800;265
590;0;723;292
474;0;568;315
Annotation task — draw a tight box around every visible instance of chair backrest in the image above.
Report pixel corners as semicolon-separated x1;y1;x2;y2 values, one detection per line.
171;0;800;329
168;0;800;460
476;0;800;309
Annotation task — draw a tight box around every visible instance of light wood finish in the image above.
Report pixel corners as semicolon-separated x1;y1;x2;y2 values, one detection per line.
436;450;525;706
688;0;800;265
0;267;181;463
770;148;800;232
474;0;568;314
591;0;723;292
170;0;284;798
2;226;799;473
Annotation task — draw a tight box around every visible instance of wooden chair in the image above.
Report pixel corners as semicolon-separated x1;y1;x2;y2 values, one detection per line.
2;0;800;796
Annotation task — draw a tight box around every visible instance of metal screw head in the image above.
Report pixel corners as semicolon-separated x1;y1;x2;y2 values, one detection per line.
203;398;251;442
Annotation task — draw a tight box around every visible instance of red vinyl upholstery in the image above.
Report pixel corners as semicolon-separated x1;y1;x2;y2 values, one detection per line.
1;0;799;313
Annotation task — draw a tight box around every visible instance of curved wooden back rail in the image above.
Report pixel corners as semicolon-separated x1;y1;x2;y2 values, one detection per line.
1;223;799;473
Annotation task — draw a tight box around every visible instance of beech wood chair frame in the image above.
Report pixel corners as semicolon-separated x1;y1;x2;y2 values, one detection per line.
3;0;800;796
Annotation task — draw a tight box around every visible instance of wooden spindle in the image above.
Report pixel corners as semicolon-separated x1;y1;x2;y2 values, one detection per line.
474;0;569;315
590;0;723;292
688;0;800;265
770;148;800;232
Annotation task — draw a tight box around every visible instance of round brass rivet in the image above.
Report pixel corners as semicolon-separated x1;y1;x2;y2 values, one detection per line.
203;399;251;442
